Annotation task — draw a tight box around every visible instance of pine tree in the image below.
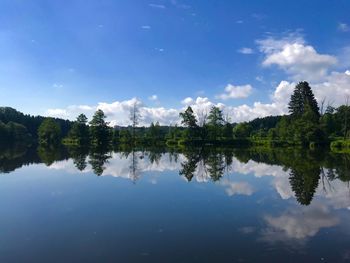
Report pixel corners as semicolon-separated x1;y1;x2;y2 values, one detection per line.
288;81;320;117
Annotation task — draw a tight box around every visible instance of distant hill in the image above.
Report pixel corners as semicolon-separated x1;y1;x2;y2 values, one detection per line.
0;107;73;138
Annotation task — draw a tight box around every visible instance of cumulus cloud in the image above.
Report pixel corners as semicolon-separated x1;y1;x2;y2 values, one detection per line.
221;80;295;121
216;84;253;100
47;105;94;119
312;71;350;106
258;35;337;81
181;97;194;105
46;81;294;125
47;98;179;126
238;47;254;54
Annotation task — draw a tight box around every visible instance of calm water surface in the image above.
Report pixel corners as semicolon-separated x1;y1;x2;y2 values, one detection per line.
0;146;350;262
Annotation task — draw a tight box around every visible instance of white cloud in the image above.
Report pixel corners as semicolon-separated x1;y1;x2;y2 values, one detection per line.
181;97;194;105
255;76;264;83
52;83;64;89
47;98;178;126
47;105;94;119
43;32;350;125
47;108;68;117
220;179;255;196
258;35;337;81
312;71;350;107
141;25;151;30
262;202;339;241
238;47;254;54
45;81;294;125
170;0;191;9
149;3;166;9
216;84;253;100
338;22;349;32
148;94;158;101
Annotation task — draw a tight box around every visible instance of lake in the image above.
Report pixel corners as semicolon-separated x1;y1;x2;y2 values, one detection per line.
0;146;350;262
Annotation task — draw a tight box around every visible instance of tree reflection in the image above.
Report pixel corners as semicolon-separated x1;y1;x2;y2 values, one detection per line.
0;145;41;173
37;145;69;166
129;150;140;182
88;148;112;176
289;168;320;205
2;143;350;208
180;148;226;182
179;150;200;182
67;146;89;171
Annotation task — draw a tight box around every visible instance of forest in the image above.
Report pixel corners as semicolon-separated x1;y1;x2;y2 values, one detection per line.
1;81;350;151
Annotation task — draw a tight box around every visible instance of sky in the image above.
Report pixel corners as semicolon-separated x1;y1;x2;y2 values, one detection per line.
0;0;350;126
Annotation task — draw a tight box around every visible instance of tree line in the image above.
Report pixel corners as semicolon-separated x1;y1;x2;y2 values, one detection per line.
1;81;350;149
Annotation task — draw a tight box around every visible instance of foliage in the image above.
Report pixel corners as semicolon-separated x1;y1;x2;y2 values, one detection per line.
67;114;90;145
288;81;319;118
37;118;62;146
207;106;224;140
0;107;72;138
89;110;111;146
233;122;252;138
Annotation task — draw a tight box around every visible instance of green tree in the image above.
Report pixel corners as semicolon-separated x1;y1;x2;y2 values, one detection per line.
147;122;161;142
222;122;233;140
288;81;319;117
179;106;198;140
233;122;252;138
180;106;197;128
89;110;111;146
37;118;62;146
207;106;224;140
334;105;350;139
275;116;291;141
68;114;90;145
119;129;132;143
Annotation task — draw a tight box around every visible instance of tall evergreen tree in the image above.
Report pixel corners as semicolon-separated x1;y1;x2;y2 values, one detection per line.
288;81;320;117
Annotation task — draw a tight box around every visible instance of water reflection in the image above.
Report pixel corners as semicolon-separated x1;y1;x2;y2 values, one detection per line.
1;145;350;261
1;145;350;208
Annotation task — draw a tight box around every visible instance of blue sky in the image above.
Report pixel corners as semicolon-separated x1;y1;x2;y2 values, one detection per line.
1;0;350;125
